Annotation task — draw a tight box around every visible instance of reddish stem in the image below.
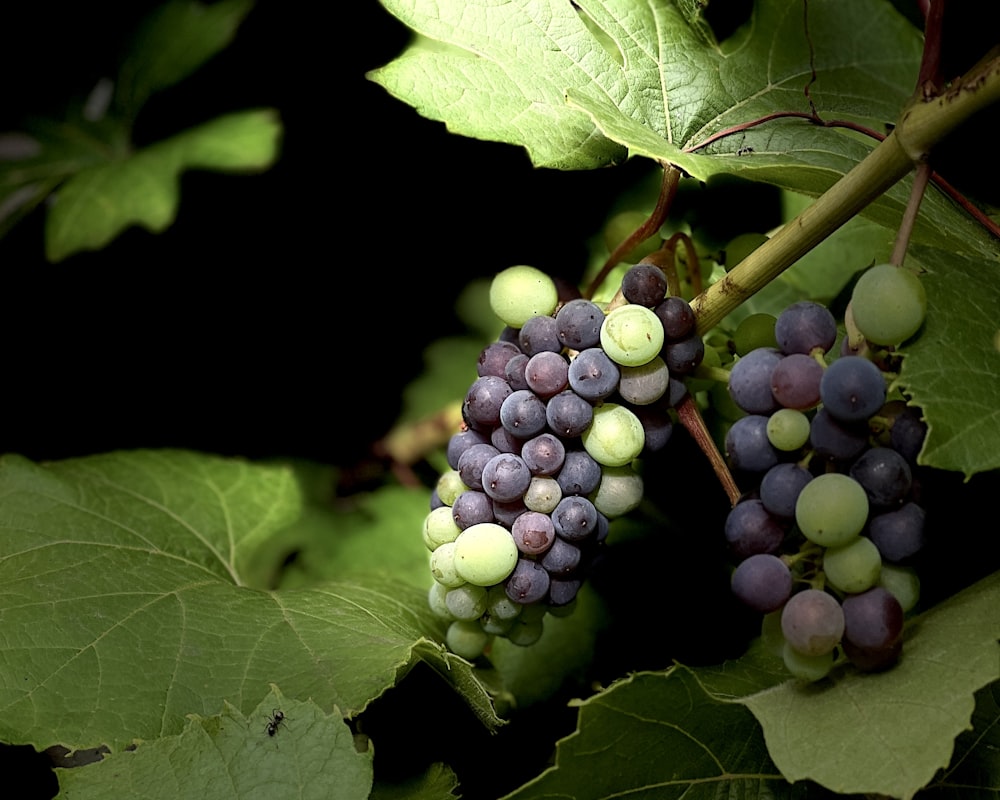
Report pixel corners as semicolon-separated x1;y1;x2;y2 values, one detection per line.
673;393;742;507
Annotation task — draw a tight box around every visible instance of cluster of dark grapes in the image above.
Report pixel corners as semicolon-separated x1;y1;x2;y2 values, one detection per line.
422;262;705;660
722;298;929;680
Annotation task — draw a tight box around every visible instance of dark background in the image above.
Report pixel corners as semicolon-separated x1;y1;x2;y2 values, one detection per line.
0;2;660;468
2;2;994;469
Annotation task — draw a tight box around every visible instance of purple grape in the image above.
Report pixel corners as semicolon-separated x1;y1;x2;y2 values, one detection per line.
524;350;570;399
540;536;582;576
653;296;697;341
447;429;491;470
481;453;532;503
520;432;566;476
849;446;912;509
555;299;605;350
819;356;886;423
774;300;837;355
770;352;823;410
661;335;705;376
622;263;668;307
463;375;513;430
868;502;926;562
555;449;602;496
545;389;594;437
759;462;813;519
518;314;562;356
809;407;870;463
499;389;548;439
724;498;786;559
551;495;599;542
457;443;501;490
477;341;522;378
511;511;556;555
451;490;495;530
731;553;792;613
728;347;782;415
841;586;904;671
505;558;551;604
725;414;780;473
567;348;620;402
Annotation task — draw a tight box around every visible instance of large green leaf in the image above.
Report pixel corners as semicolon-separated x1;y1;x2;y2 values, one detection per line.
898;245;1000;476
55;686;373;800
0;450;501;757
115;0;257;117
500;570;1000;799
43;109;282;262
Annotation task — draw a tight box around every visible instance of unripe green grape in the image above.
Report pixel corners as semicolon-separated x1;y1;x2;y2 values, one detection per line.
600;304;664;367
446;619;491;660
603;209;661;263
850;263;927;345
429;541;466;588
453;522;519;586
724;232;769;271
581;403;645;467
486;584;523;621
589;464;644;517
822;536;882;594
732;312;778;355
505;615;545;647
444;583;489;620
795;473;869;547
782;641;836;682
523;476;562;513
489;265;559;329
878;564;921;613
436;469;468;506
767;408;811;451
428;581;456;621
617;356;670;405
423;506;462;550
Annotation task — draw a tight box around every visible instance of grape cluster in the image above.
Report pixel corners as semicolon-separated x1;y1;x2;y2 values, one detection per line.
722;297;929;680
423;263;704;660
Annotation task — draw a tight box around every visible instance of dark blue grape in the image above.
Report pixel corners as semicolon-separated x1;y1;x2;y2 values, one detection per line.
820;356;886;423
541;536;582;576
551;495;599;542
731;553;792;613
555;299;605;350
622;263;668;307
511;510;556;555
481;453;532;503
841;587;904;672
524;350;570;399
451;490;495;530
457;443;501;490
725;414;780;473
518;314;562;356
447;429;491;470
477;341;522;378
567;348;620;401
654;296;697;341
463;375;513;430
555;449;602;496
499;389;548;439
759;462;813;519
724;498;787;559
545;389;594;437
505;558;551;604
774;301;837;355
849;446;912;509
728;347;782;415
770;352;823;410
868;502;926;562
809;407;870;463
661;335;705;376
521;433;566;476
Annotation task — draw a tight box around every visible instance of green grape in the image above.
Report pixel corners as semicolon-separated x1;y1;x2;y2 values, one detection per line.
444;583;489;620
724;232;769;271
429;541;465;588
446;619;491;660
486;584;523;621
766;408;811;451
603;209;661;263
617;356;670;405
782;641;836;682
489;265;559;329
436;469;467;506
428;581;456;621
878;564;921;613
600;304;664;367
581;403;645;467
850;263;927;345
795;473;869;547
453;522;519;586
589;464;644;517
422;506;462;550
822;536;882;594
505;615;545;647
523;476;562;513
732;312;778;355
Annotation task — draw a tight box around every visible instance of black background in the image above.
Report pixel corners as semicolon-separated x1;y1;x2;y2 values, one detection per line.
1;2;660;468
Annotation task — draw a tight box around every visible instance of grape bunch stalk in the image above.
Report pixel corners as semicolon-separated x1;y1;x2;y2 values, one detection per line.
421;261;705;660
721;263;930;680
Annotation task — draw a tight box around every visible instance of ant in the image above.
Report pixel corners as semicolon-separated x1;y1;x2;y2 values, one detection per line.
265;709;288;737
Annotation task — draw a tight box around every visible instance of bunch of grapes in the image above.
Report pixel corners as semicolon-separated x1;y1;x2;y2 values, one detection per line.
722;263;930;680
422;262;704;660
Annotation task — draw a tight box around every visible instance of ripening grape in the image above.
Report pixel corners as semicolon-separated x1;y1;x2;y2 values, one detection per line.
850;263;927;345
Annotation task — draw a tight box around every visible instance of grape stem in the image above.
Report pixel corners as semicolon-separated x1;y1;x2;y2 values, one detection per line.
673;393;741;506
690;48;1000;334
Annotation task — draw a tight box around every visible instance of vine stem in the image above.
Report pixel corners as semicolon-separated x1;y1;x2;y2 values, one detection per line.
691;49;1000;335
674;393;741;506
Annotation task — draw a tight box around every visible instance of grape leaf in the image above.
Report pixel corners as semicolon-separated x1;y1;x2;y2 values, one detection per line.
44;109;282;262
501;666;809;800
371;763;461;800
704;570;1000;800
500;570;1000;800
922;681;1000;797
115;0;256;116
55;687;373;800
897;245;1000;476
0;450;502;756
